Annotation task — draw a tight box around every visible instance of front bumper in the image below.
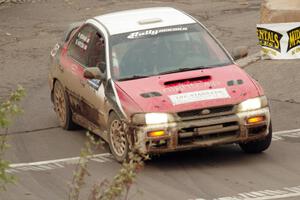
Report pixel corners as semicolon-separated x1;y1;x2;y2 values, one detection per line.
131;107;271;154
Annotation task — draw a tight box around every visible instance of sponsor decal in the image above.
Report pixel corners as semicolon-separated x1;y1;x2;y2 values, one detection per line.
88;79;101;90
287;26;300;53
75;39;88;50
50;43;60;57
257;27;282;53
127;26;188;39
78;32;90;43
257;22;300;59
169;88;230;105
75;32;91;50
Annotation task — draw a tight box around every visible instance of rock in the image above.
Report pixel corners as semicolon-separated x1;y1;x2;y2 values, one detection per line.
261;0;300;23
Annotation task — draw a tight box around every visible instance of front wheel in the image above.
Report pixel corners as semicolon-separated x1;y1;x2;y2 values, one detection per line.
108;112;129;163
239;122;272;153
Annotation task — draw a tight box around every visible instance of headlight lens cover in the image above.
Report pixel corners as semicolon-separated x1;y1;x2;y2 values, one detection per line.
237;96;268;112
132;113;174;125
145;113;168;124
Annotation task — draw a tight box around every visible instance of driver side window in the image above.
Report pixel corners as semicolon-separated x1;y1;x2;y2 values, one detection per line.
67;25;95;67
68;25;106;69
88;32;106;68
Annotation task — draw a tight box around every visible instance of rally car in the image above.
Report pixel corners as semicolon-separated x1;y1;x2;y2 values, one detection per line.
49;7;272;162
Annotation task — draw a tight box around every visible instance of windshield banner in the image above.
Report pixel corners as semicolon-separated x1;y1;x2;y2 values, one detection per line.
257;22;300;59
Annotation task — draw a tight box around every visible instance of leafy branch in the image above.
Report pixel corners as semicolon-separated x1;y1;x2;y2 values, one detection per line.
68;132;102;200
0;86;25;191
69;131;148;200
89;151;148;200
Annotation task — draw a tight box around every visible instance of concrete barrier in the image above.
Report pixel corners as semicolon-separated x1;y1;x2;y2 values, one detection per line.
261;0;300;23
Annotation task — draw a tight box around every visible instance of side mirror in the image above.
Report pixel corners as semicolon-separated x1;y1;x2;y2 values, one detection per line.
83;67;102;80
97;61;107;81
231;46;249;60
98;61;106;74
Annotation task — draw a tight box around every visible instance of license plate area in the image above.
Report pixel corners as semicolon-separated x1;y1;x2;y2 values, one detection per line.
194;124;224;135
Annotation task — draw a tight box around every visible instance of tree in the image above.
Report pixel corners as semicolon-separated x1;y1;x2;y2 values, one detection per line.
0;86;25;190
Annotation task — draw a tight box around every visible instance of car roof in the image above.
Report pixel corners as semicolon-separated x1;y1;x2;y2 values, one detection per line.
93;7;196;35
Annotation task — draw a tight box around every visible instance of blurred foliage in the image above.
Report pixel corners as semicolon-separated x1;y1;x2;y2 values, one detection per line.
69;132;102;200
69;132;148;200
0;86;25;191
89;151;148;200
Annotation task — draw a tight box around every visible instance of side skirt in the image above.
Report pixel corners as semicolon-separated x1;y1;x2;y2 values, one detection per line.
72;112;108;142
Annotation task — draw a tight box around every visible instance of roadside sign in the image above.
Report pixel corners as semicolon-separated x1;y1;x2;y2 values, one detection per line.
257;22;300;59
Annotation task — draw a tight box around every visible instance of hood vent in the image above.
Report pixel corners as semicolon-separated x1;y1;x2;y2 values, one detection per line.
164;76;211;87
140;91;162;98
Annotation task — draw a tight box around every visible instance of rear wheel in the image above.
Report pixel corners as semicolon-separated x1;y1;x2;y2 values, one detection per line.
108;112;129;163
53;81;77;130
239;122;272;153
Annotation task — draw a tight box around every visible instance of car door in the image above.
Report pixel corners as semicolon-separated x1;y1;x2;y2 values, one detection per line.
60;24;97;121
77;30;107;129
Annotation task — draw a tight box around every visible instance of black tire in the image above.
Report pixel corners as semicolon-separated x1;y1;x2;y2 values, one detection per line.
108;112;129;163
239;122;272;153
53;81;77;130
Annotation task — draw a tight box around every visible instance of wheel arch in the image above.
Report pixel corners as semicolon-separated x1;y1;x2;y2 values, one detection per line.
108;109;127;124
50;78;59;102
108;109;115;117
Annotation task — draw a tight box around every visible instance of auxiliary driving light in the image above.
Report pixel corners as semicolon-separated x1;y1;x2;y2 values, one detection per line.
147;130;166;137
247;116;265;124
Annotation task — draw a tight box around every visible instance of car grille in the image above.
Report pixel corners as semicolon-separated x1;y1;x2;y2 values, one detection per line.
177;105;235;119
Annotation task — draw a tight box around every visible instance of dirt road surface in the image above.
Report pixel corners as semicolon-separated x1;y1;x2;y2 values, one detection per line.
0;0;300;200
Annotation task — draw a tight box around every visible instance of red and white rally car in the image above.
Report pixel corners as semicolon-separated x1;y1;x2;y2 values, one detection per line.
49;7;272;162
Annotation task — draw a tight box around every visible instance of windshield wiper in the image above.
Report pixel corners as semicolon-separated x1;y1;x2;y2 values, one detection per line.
157;66;208;75
118;75;150;81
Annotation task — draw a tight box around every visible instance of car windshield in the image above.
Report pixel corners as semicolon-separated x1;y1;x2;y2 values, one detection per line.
110;23;232;81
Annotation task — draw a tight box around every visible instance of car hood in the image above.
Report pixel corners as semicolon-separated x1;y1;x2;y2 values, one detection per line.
114;64;261;116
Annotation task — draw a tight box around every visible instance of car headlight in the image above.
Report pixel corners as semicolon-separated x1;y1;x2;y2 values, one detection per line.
237;96;268;112
145;113;168;124
132;113;174;125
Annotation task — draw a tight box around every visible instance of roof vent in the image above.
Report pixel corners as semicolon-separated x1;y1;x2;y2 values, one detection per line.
138;18;162;25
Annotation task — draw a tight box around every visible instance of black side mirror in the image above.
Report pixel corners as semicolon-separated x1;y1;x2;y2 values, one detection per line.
231;46;249;60
98;61;106;73
97;61;107;81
